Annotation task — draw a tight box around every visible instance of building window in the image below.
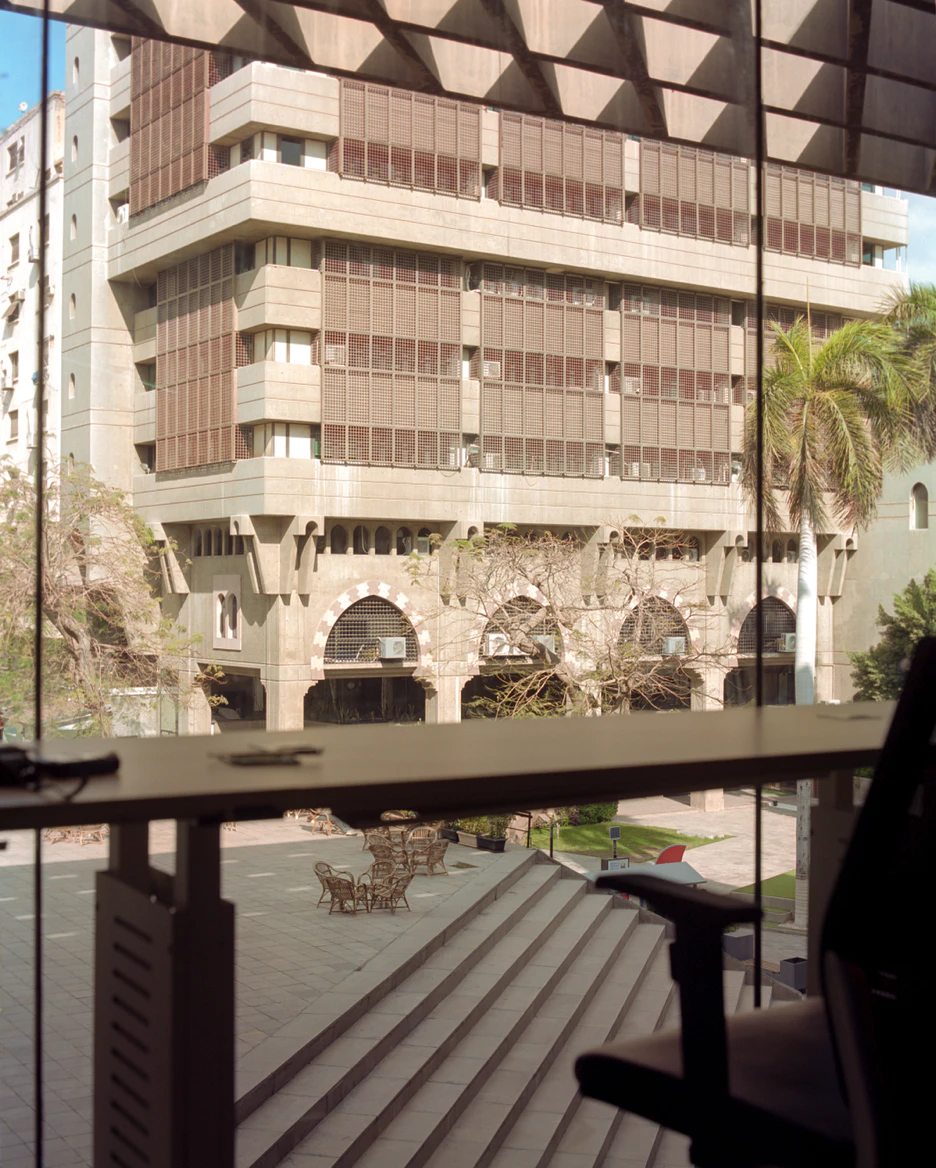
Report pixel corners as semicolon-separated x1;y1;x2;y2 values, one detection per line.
738;598;796;655
333;79;481;199
9;233;19;266
911;482;929;530
482;596;560;660
497;112;624;224
68;373;75;400
254;328;312;364
476;265;606;477
620;598;690;656
212;576;242;649
8;410;19;441
69;215;77;241
330;524;348;554
764;165;861;266
396;526;413;555
324;597;418;663
630;140;750;245
254;237;314;268
353;525;370;555
6;144;16;173
9;351;19;384
135;443;156;473
374;526;391;555
279;135;303;166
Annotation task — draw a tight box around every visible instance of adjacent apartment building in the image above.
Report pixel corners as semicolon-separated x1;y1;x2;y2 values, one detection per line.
1;92;65;473
60;27;908;738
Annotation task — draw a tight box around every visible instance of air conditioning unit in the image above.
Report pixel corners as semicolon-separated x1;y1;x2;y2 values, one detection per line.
641;462;653;479
629;462;641;478
782;633;797;652
324;343;347;365
379;636;407;660
117;203;130;224
531;634;557;655
662;636;686;656
482;360;502;379
416;535;432;555
485;633;523;658
483;451;501;470
28;243;40;263
691;467;706;482
623;377;641;395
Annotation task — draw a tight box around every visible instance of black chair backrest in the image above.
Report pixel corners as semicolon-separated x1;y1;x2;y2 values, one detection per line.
821;636;936;1166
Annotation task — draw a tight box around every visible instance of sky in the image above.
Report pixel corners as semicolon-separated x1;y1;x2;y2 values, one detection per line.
1;11;935;284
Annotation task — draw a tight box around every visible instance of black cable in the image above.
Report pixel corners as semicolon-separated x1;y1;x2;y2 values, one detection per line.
753;0;765;1010
34;2;51;1160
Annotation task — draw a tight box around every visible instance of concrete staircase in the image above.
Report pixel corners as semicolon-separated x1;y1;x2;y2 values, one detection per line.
234;853;777;1168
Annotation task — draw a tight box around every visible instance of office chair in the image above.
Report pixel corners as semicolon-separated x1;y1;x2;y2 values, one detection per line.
575;637;936;1168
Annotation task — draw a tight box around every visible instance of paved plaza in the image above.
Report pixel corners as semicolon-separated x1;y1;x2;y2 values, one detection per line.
0;819;505;1167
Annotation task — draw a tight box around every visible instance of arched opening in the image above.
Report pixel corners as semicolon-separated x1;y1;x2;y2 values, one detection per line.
223;531;233;555
305;677;426;725
911;483;928;530
227;594;238;636
786;539;798;563
353;525;370;555
374;526;391;555
233;535;244;555
467;526;480;541
673;537;699;562
481;597;560;661
330;525;347;555
396;527;413;555
771;539;783;563
193;530;202;557
214;528;224;556
620;598;690;657
417;527;433;554
324;598;419;664
70;214;77;240
738;598;796;655
217;595;226;638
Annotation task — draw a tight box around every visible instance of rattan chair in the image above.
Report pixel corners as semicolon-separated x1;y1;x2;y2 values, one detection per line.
367;867;414;914
314;861;337;906
325;872;370;915
310;809;339;835
410;838;449;877
405;825;438;846
364;831;401;864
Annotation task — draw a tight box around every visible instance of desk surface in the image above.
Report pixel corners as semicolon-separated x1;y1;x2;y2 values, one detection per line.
0;700;893;831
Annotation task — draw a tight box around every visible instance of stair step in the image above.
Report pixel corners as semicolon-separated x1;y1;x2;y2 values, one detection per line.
347;905;641;1168
262;882;609;1168
545;944;674;1168
649;1129;692;1168
237;864;570;1168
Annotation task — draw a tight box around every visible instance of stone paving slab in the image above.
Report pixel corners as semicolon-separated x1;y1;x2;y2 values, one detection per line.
0;822;514;1163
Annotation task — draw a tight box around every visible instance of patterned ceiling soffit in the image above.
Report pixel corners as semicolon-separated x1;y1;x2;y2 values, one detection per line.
5;0;936;193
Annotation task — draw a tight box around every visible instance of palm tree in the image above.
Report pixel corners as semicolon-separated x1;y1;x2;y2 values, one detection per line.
741;315;910;924
883;283;936;460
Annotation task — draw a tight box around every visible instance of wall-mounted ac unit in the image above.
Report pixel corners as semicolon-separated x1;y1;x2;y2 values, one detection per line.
484;633;522;658
416;535;431;555
483;452;502;470
379;636;407;660
662;636;686;656
117;203;130;224
324;344;347;365
641;462;653;479
482;360;501;379
28;244;40;263
531;634;557;655
691;467;706;482
629;462;641;478
782;633;797;652
623;377;641;395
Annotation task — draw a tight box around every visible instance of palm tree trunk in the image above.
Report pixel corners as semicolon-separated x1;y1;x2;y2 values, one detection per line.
793;516;818;927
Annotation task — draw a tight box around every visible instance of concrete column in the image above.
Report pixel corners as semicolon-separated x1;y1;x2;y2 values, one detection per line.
262;678;308;731
423;675;464;724
176;663;213;736
689;666;725;812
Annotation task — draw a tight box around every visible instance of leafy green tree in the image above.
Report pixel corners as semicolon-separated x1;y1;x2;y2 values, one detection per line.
849;570;936;701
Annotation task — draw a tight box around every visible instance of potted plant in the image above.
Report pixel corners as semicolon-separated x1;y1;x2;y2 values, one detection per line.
440;821;459;842
478;815;510;852
455;817;488;848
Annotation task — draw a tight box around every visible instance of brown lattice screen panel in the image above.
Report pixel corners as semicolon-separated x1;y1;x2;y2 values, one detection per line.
320;241;461;469
620;598;690;655
156;245;237;471
324;598;419;663
739;303;844;404
620;284;731;484
629;141;750;246
764;166;861;266
332;80;481;199
129;39;230;215
496;113;624;224
477;265;605;477
738;598;796;654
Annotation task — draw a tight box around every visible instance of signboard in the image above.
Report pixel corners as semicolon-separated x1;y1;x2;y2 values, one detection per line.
600;857;630;872
608;826;621;841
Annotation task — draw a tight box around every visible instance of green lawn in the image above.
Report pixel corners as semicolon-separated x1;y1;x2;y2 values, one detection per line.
529;821;729;863
735;870;796;899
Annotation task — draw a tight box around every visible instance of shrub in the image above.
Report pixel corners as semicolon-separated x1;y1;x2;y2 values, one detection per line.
486;815;511;839
576;801;619;824
455;816;489;835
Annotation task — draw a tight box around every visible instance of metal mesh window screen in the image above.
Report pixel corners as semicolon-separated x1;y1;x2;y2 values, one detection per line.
764;165;861;266
155;245;238;471
737;598;796;654
320;240;461;469
324;598;419;663
337;80;480;199
477;265;605;477
483;597;560;657
740;303;844;404
498;112;623;224
631;140;750;246
620;598;690;655
620;284;731;483
129;39;230;216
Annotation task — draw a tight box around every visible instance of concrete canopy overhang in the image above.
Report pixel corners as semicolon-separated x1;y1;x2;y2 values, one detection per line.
3;0;936;192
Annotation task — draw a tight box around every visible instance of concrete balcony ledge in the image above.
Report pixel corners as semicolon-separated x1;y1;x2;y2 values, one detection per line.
109;137;129;196
208;60;339;146
237;361;321;424
862;190;909;248
235;264;321;332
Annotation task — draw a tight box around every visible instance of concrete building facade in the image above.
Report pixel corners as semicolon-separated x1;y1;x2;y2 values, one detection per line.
1;92;65;472
61;27;909;741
